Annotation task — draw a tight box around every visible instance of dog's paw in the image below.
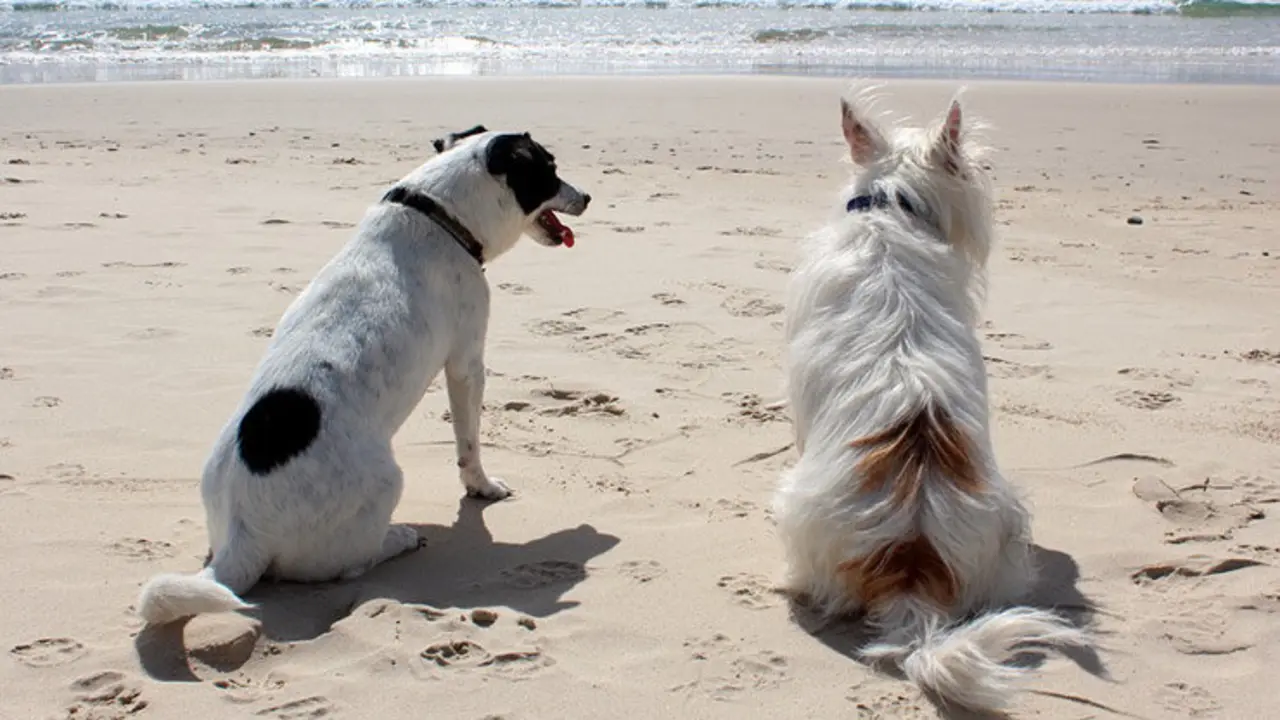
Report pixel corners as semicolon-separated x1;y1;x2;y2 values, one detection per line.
386;524;425;556
465;476;513;501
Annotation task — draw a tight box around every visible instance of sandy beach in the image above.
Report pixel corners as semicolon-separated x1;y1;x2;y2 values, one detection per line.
1;76;1278;719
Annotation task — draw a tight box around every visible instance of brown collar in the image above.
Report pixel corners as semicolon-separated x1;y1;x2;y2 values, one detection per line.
382;186;485;266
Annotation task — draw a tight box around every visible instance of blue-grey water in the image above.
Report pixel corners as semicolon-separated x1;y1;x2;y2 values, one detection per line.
1;1;1278;85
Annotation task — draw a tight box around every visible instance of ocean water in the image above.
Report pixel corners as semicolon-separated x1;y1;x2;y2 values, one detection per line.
1;1;1278;85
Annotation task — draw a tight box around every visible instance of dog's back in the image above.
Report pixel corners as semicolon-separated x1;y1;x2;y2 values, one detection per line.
775;89;1088;713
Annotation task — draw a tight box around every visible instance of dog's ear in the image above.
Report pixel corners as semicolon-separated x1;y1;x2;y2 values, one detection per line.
485;132;534;176
841;98;888;166
432;124;489;155
930;100;964;175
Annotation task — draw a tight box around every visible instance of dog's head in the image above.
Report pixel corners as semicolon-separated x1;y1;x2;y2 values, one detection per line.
838;88;993;270
430;126;590;252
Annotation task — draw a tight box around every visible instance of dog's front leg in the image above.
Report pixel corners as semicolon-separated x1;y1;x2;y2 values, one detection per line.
445;353;511;501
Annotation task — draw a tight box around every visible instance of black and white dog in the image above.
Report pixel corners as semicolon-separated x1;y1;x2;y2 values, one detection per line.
137;127;590;624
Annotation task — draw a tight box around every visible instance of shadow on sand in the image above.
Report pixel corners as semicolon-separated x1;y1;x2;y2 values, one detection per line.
135;496;619;682
792;545;1114;720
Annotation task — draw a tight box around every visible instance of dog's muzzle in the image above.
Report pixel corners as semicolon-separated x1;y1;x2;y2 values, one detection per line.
550;180;590;217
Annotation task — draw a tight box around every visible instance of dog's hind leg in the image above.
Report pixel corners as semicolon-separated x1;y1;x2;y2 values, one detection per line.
339;524;425;581
445;351;511;501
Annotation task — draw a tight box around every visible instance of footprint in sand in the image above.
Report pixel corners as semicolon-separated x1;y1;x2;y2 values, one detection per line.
562;307;626;324
66;670;147;718
105;537;177;561
526;319;587;337
652;292;686;306
1118;366;1196;389
1116;389;1180;410
1240;349;1280;365
32;396;61;408
1147;603;1254;657
722;392;787;424
421;639;546;676
1134;474;1270;544
716;573;783;611
499;560;587;589
527;388;625;418
672;642;790;701
984;331;1053;351
254;695;337;719
497;282;533;296
0;367;14;380
0;271;28;281
261;218;290;226
721;292;784;319
846;686;933;719
1156;681;1222;718
126;327;178;341
250;326;274;338
10;637;87;668
753;258;792;274
719;226;782;237
983;355;1051;380
617;560;667;584
706;498;758;521
421;640;490;668
1131;555;1265;586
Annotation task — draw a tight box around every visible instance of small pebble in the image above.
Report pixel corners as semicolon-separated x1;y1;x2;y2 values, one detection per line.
517;616;537;631
471;609;499;627
1127;215;1144;226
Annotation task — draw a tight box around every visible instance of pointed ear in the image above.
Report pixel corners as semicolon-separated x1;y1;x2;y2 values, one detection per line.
841;98;887;166
932;100;964;174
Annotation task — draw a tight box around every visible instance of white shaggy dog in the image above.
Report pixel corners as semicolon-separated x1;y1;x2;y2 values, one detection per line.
772;90;1088;712
137;126;590;625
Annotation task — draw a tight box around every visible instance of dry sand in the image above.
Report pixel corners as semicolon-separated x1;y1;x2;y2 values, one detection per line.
0;76;1277;719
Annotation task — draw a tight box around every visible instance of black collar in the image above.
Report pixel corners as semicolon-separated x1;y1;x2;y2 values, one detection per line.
382;186;485;266
847;189;921;219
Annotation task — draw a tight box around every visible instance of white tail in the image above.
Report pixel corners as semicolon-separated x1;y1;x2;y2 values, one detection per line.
861;606;1089;713
137;567;252;624
136;528;266;625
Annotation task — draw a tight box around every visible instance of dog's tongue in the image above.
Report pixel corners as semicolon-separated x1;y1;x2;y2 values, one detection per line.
539;210;574;248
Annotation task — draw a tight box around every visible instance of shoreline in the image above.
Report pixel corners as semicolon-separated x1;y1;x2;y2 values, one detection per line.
4;71;1280;91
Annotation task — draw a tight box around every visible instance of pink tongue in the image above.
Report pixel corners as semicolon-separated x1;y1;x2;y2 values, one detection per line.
540;210;574;248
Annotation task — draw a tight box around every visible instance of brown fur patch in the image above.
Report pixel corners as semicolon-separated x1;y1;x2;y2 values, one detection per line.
838;535;959;610
849;405;982;508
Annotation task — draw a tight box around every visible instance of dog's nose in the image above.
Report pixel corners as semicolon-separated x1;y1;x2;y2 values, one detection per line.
582;193;592;208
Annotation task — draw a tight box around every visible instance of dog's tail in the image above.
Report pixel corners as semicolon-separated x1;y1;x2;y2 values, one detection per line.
839;404;1088;712
860;604;1087;712
136;528;265;625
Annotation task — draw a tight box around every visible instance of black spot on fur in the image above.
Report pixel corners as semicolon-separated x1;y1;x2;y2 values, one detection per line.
485;132;562;215
237;387;322;476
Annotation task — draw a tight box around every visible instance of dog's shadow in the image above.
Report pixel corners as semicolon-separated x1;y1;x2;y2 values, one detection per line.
135;497;619;681
796;545;1109;720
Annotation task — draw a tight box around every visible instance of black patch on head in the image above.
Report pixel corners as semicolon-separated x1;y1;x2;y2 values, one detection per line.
432;124;488;154
236;387;322;476
485;132;562;215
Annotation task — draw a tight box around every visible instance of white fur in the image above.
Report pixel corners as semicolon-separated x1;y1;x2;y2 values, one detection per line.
137;131;589;625
773;87;1087;712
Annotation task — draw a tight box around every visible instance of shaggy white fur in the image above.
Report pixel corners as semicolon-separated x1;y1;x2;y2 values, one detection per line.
772;87;1089;713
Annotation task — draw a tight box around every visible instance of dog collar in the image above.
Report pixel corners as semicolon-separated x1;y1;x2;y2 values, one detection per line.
382;186;485;267
846;189;920;219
